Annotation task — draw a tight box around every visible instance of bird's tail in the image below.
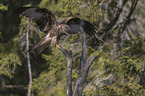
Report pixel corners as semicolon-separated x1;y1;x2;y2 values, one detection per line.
29;36;51;56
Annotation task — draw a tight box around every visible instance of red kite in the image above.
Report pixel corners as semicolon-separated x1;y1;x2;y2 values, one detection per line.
15;7;100;56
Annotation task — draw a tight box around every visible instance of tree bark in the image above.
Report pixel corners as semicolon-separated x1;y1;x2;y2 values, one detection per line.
59;46;72;96
73;55;96;96
80;33;86;69
73;32;96;96
60;26;96;96
59;31;97;96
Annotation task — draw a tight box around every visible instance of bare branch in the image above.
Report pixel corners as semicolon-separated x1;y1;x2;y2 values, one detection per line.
59;46;72;96
73;54;96;96
4;85;27;89
71;31;97;96
118;0;139;36
117;0;139;48
26;19;32;96
80;33;86;71
99;0;129;39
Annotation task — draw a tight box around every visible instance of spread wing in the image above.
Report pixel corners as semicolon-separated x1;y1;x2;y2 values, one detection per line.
61;17;97;36
15;7;57;32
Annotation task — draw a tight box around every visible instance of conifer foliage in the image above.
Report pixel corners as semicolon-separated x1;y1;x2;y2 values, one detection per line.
0;0;145;96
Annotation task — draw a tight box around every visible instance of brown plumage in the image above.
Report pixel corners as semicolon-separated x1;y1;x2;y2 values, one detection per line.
15;7;99;56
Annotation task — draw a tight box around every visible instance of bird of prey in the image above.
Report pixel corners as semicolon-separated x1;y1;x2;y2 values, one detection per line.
15;7;100;56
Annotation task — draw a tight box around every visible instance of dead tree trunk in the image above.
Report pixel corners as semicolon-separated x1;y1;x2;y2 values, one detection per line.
26;19;32;96
73;33;96;96
59;46;72;96
59;33;96;96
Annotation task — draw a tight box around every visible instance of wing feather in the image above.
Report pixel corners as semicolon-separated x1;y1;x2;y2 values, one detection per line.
61;17;97;36
15;7;57;32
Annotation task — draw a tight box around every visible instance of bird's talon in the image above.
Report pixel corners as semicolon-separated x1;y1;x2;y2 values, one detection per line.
56;44;60;48
65;32;69;35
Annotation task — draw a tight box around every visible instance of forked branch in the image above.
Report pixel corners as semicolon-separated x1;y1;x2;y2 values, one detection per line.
59;46;72;96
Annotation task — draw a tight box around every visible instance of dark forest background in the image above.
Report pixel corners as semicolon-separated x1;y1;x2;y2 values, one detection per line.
0;0;145;96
